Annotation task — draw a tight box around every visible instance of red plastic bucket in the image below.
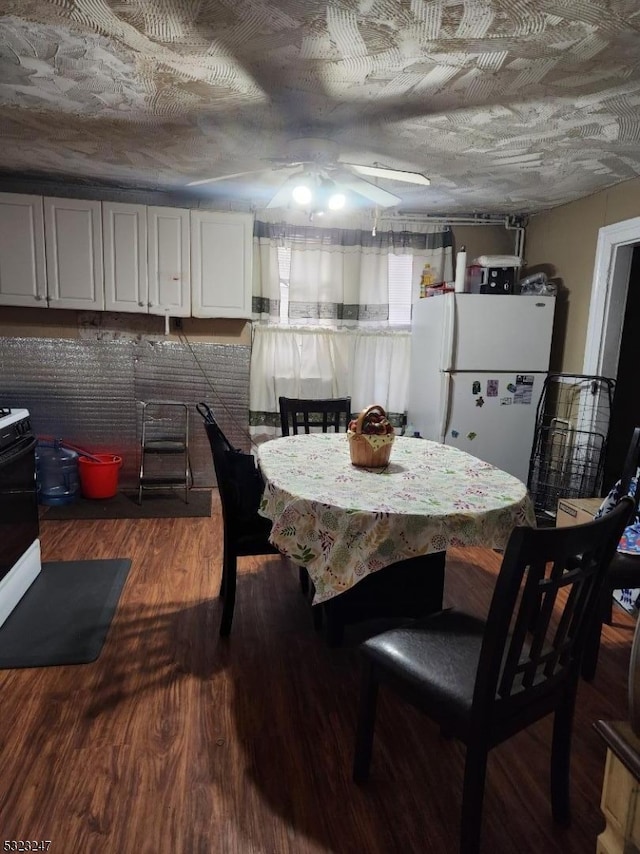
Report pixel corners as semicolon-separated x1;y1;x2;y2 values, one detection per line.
78;454;122;499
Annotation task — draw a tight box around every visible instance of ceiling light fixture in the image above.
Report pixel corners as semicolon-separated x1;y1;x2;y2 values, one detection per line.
292;182;313;205
289;171;349;212
315;176;347;213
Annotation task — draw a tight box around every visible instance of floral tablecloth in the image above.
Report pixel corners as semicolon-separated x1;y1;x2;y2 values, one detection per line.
257;434;535;604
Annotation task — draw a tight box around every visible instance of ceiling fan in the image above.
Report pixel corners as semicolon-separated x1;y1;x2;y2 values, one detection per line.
186;137;430;209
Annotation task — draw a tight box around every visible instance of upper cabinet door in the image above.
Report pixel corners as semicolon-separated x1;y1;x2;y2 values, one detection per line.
191;211;253;318
103;202;148;313
0;193;46;307
147;206;190;317
44;197;104;310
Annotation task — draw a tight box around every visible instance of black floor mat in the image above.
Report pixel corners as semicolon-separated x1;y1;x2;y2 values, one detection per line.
0;559;131;668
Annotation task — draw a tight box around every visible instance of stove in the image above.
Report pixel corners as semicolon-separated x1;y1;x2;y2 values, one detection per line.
0;407;41;627
0;408;33;450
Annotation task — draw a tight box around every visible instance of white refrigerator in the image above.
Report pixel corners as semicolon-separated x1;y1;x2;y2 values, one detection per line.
407;293;556;484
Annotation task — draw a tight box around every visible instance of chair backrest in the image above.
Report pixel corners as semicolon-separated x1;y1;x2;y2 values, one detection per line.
196;403;264;532
472;497;635;725
140;400;189;444
279;396;352;436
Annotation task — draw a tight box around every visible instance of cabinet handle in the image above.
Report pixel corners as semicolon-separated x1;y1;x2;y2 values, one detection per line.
35;294;44;301
138;301;145;307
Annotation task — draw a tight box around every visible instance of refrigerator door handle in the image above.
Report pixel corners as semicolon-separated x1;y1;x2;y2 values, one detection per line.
441;293;455;371
439;372;451;443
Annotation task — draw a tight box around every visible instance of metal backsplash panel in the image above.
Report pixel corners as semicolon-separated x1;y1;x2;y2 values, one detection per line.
134;338;251;487
0;336;250;489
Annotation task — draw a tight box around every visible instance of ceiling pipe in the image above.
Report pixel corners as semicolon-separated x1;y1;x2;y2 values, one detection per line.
386;211;525;227
503;216;526;260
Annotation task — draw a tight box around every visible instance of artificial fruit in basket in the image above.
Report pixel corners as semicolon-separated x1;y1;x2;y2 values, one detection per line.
348;411;394;435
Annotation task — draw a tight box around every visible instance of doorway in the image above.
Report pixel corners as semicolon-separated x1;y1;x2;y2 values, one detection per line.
603;246;640;489
584;216;640;490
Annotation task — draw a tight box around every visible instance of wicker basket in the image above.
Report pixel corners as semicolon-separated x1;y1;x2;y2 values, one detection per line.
348;404;395;468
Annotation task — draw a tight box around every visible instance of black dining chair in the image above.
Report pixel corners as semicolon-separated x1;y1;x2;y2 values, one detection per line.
197;403;278;637
279;396;352;437
352;497;634;854
582;426;640;681
278;395;351;602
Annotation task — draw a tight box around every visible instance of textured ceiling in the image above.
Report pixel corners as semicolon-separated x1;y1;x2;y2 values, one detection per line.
1;1;640;215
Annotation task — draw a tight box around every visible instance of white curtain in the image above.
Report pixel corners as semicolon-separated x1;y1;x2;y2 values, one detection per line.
336;329;411;415
250;219;451;440
252;230;281;322
250;326;411;442
288;238;390;324
252;220;453;325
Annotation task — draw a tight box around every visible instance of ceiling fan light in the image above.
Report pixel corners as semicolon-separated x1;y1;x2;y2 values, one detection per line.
328;192;346;210
292;184;313;204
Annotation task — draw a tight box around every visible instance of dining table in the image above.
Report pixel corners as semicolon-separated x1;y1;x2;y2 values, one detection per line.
257;432;536;641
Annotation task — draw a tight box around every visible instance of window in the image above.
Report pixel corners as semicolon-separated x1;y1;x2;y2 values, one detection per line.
388;253;413;326
276;248;413;325
277;245;291;323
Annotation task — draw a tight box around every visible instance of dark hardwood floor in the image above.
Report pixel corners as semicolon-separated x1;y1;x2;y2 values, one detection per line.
0;494;634;853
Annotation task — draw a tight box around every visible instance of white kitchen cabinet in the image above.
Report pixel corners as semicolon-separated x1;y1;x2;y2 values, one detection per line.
191;210;253;318
102;202;148;313
0;193;253;319
0;193;47;307
147;206;190;317
44;197;104;310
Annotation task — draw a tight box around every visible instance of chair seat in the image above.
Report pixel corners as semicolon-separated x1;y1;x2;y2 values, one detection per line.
234;515;279;557
143;439;187;453
607;550;640;588
361;610;486;729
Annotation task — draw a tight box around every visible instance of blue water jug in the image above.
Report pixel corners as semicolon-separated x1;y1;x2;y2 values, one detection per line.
35;439;80;505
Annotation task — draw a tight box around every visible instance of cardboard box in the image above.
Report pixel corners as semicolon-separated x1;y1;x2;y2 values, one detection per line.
556;497;603;527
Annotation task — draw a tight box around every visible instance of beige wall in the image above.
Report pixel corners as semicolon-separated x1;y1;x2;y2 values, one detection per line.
451;223;517;261
526;176;640;373
0;307;251;344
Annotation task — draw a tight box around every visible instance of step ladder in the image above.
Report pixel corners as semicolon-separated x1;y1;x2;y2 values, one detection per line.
138;401;192;504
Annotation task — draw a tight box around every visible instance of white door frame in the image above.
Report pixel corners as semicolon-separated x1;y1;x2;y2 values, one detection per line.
583;216;640;377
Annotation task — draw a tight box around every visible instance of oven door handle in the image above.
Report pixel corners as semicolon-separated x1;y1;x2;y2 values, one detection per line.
0;434;37;466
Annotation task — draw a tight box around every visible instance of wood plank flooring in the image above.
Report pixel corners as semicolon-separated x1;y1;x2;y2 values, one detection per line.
0;494;635;853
